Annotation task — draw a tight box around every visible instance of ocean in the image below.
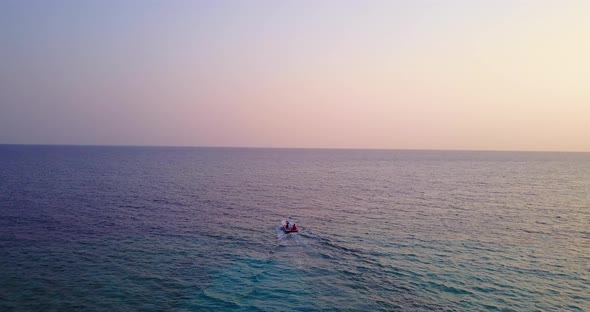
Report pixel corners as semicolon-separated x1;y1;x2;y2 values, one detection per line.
0;145;588;311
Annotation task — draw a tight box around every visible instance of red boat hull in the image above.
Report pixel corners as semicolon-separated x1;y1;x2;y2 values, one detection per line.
283;226;298;233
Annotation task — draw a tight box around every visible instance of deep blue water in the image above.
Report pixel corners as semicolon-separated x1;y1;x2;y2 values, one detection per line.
0;145;589;311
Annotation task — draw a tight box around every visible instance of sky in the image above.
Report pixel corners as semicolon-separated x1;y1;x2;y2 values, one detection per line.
1;0;589;151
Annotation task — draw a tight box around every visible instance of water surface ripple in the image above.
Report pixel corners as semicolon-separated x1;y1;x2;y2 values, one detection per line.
0;146;588;311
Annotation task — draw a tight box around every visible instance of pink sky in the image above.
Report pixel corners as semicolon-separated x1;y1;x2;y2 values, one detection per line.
1;1;589;151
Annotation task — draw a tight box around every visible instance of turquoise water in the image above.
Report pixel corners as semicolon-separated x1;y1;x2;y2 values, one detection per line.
0;146;589;311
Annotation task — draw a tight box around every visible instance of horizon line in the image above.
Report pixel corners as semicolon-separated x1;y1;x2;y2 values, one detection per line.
1;143;588;154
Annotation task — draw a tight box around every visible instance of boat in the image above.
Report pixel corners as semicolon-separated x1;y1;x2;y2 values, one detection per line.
282;219;298;233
